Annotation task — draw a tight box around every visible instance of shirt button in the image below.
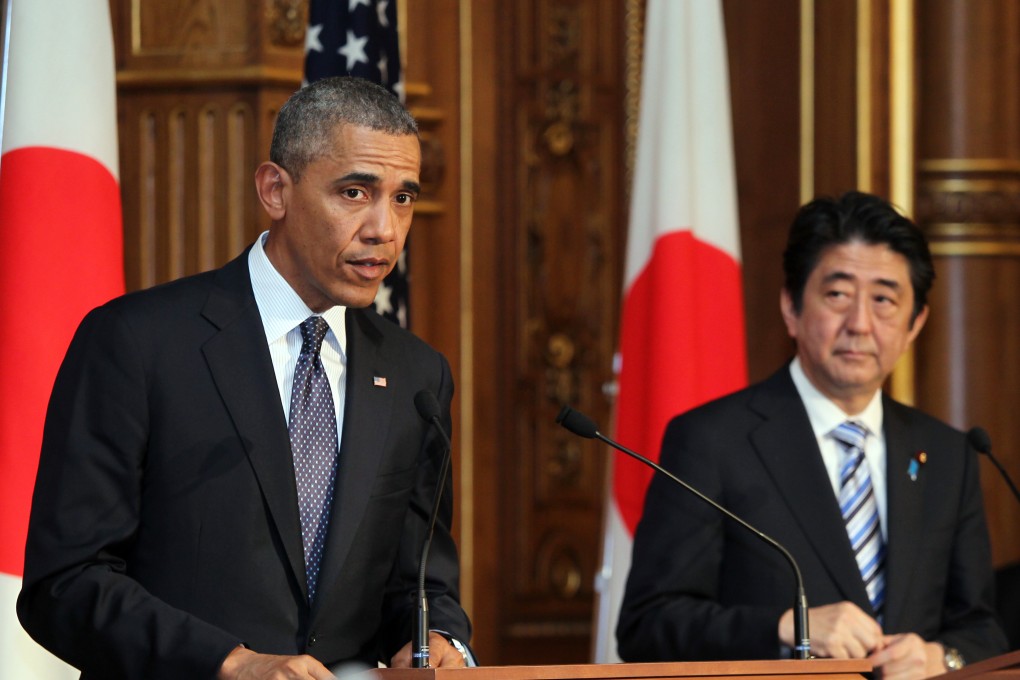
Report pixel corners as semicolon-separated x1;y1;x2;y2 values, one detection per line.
308;633;318;647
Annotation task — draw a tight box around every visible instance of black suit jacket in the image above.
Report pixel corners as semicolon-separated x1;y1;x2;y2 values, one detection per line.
617;366;1006;663
18;249;471;678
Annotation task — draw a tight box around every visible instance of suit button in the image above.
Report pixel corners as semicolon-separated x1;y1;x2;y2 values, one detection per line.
308;633;318;647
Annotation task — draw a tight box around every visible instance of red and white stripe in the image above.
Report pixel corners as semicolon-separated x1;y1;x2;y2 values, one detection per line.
593;0;747;662
0;0;124;675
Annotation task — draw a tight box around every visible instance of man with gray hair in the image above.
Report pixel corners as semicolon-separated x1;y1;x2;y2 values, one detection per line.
19;76;473;679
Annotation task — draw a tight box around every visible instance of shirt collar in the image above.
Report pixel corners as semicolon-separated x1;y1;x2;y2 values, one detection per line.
789;356;883;439
248;231;347;350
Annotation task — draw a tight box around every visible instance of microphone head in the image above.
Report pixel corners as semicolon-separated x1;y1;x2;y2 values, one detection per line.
414;390;442;423
556;406;599;439
967;426;992;455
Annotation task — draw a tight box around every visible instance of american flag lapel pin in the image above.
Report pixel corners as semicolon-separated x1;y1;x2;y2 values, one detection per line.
908;451;927;481
373;376;388;388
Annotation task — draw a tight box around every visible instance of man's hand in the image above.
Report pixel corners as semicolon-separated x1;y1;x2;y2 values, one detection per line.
217;645;335;680
778;601;883;659
869;634;946;680
390;632;468;668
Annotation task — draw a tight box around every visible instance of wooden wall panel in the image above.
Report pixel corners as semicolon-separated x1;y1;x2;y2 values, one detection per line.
488;0;626;664
813;0;859;197
723;0;802;382
913;0;1020;568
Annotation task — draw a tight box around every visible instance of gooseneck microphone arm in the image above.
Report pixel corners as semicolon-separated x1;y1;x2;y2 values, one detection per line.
968;427;1020;504
412;390;454;668
556;405;812;660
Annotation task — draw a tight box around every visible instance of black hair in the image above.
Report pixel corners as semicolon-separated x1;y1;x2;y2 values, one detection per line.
270;76;418;181
783;191;934;322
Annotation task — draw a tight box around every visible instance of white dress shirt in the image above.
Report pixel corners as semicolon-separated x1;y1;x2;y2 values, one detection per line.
788;357;888;541
248;231;347;443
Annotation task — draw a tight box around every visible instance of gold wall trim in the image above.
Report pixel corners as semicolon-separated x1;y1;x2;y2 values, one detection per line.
800;0;815;204
458;0;475;618
624;0;643;191
117;66;301;88
924;222;1020;238
919;178;1020;192
920;158;1020;173
929;242;1020;256
889;0;915;405
856;0;873;192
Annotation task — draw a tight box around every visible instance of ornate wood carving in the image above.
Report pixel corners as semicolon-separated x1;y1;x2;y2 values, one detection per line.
490;0;625;663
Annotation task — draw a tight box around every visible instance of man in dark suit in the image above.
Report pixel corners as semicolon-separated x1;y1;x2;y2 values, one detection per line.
617;192;1008;679
18;77;472;679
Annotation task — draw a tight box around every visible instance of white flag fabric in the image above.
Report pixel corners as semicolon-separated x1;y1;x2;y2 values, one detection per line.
593;0;747;663
0;0;124;675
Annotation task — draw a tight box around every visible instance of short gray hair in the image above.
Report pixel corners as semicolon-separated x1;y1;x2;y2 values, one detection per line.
270;76;418;181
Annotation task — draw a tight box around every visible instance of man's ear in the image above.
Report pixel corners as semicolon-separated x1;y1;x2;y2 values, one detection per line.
255;162;289;220
780;288;799;340
907;304;929;342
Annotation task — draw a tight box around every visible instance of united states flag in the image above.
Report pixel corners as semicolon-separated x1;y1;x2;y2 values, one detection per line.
305;0;410;328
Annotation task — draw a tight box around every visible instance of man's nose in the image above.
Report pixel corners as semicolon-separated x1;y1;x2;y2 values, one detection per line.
845;296;873;333
360;201;397;244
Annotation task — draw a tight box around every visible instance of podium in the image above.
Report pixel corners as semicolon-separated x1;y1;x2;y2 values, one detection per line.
930;649;1020;679
373;660;870;680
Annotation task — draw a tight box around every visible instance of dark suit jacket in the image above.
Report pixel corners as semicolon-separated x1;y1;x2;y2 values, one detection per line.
617;366;1007;663
18;249;471;679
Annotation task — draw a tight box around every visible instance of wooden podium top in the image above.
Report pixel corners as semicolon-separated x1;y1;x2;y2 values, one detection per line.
929;649;1020;679
369;659;871;680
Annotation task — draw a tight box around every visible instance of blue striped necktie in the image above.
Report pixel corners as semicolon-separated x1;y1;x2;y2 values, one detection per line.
288;316;338;604
832;421;886;620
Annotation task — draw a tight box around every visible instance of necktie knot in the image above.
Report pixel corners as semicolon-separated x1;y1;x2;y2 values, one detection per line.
833;421;868;453
299;316;330;356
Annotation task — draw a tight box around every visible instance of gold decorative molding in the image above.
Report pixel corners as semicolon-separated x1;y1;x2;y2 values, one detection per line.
623;0;643;191
117;66;302;88
457;0;475;617
920;158;1020;173
889;0;916;406
800;0;815;204
920;178;1020;193
924;223;1020;239
929;242;1020;257
856;0;873;192
266;0;306;49
916;187;1020;225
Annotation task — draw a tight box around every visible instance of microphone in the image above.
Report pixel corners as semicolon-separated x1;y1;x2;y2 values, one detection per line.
556;405;813;659
411;390;454;668
967;427;1020;504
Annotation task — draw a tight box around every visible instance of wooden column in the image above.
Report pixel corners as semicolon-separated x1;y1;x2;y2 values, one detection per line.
913;0;1020;567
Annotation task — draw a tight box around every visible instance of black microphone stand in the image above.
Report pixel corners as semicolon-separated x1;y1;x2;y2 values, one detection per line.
556;406;812;659
412;391;454;668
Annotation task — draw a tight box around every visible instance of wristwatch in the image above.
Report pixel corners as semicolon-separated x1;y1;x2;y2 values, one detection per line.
943;646;965;671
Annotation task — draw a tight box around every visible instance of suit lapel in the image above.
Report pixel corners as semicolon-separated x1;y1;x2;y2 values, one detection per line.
882;398;926;629
314;309;395;612
748;370;873;611
200;252;308;598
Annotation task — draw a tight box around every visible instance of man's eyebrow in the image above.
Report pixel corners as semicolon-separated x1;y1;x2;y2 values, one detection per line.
821;270;902;289
333;173;420;195
336;172;380;185
821;271;854;284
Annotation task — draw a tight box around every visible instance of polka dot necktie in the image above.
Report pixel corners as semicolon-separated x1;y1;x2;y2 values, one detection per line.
832;421;886;620
288;316;338;604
